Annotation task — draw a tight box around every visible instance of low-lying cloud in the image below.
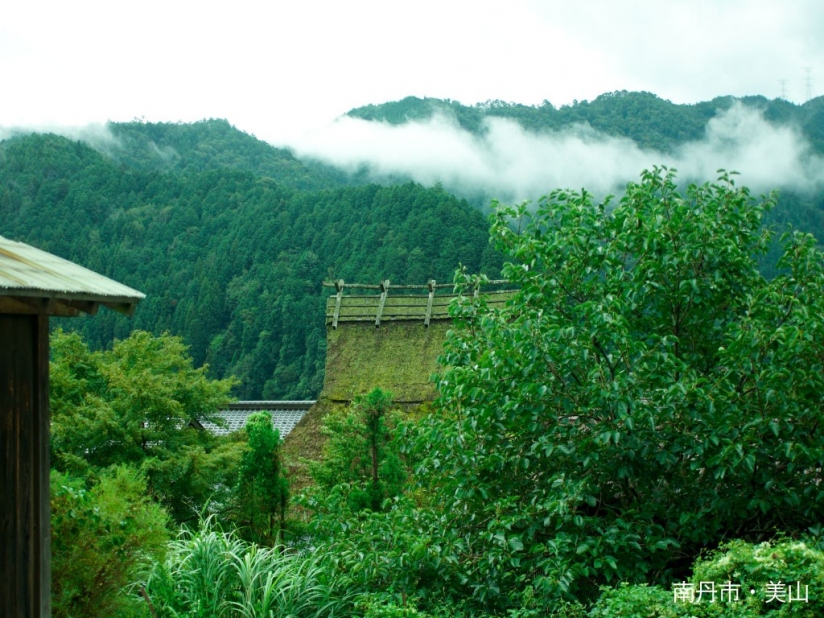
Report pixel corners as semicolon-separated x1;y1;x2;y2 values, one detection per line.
288;103;824;203
3;104;821;207
0;122;120;154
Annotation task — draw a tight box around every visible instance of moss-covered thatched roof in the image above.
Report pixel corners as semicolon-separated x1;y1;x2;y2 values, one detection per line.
283;286;514;488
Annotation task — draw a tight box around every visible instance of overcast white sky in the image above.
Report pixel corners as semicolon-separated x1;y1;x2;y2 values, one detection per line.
2;0;821;143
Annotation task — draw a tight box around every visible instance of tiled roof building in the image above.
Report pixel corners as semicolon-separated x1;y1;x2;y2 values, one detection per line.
203;401;315;437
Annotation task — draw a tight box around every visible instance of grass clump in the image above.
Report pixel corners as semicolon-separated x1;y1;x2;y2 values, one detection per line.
140;516;354;617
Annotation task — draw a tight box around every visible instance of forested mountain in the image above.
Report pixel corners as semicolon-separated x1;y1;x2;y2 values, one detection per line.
0;130;499;398
107;118;357;190
348;90;824;153
348;92;824;273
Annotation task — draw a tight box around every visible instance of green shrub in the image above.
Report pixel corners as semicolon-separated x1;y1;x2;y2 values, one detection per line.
588;584;683;618
689;538;823;617
357;592;431;617
51;465;169;618
588;538;824;617
306;492;467;611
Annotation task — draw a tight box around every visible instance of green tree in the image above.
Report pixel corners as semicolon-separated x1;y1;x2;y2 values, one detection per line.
50;329;242;523
414;168;824;608
234;411;289;543
310;388;406;512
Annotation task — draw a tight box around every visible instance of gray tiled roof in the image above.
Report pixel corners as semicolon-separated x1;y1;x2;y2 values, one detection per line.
203;401;315;437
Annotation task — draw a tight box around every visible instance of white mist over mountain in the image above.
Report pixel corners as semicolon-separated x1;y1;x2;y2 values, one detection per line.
287;102;824;203
0;123;119;152
4;101;822;206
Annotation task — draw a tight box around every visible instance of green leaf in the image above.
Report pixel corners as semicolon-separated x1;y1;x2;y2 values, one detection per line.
508;536;524;552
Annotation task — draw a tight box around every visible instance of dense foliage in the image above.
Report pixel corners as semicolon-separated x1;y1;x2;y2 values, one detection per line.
408;168;824;608
296;169;824;616
51;466;169;618
16;94;824;614
139;527;824;617
50;329;242;523
49;330;303;615
590;538;824;617
42;165;824;616
4;96;824;398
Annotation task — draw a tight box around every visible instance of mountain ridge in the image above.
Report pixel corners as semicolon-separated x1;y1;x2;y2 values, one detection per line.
347;91;824;154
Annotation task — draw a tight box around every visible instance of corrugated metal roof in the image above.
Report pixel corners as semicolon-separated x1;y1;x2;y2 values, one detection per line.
203;401;315;437
0;235;145;315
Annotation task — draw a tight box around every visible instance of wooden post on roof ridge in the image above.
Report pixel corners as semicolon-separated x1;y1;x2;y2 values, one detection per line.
323;277;512;327
332;279;344;329
375;279;390;327
424;279;436;327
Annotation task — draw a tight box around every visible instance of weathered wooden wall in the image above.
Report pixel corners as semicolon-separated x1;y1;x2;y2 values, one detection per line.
0;314;50;618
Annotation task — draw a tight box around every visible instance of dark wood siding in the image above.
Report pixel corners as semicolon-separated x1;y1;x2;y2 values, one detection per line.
1;314;50;617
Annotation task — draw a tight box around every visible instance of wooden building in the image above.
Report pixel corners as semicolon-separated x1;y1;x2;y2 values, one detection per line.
0;235;144;618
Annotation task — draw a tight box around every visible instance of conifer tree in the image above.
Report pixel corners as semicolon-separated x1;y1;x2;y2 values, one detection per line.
235;412;289;543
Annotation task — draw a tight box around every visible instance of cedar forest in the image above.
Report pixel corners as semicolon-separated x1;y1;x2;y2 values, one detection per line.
4;91;824;617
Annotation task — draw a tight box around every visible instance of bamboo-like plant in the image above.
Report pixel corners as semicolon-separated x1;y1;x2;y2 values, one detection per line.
140;517;353;617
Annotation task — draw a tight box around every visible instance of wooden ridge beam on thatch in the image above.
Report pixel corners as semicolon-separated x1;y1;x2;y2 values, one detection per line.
323;279;514;328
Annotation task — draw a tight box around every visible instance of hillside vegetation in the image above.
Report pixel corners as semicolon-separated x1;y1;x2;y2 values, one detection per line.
0;126;499;398
11;95;824;617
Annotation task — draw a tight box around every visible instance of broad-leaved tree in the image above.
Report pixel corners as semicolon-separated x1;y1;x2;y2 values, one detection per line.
414;168;824;606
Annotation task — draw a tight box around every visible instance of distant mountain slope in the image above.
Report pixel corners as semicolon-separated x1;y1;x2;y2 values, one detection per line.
346;92;824;270
347;91;824;154
0;132;499;399
104;118;354;191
